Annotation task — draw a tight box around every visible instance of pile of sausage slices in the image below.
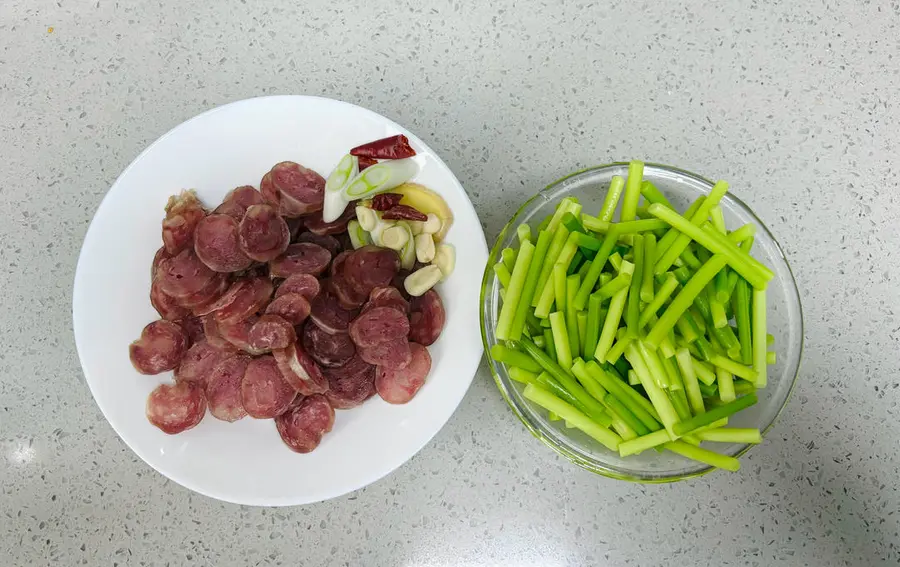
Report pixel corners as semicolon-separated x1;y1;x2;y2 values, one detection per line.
130;144;446;454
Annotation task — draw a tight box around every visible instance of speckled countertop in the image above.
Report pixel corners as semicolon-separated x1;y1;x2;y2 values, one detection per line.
2;1;898;565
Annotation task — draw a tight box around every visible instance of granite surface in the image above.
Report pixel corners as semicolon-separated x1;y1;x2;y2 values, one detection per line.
2;0;898;565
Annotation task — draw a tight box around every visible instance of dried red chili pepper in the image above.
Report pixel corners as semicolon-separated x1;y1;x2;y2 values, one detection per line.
349;135;416;160
382;204;427;222
371;193;404;211
357;156;378;171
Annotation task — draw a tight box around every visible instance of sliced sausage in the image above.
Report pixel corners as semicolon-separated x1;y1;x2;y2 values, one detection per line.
213;277;273;324
203;315;233;349
175;340;235;386
150;279;190;321
179;273;230;311
175;314;205;346
302;320;356;368
248;314;297;352
343;246;401;298
273;341;329;396
213;186;265;220
161;190;206;255
146;381;207;434
129;320;188;375
155;248;216;299
349;306;410;348
218;315;266;356
323;354;376;409
408;289;446;346
238;204;290;262
274;273;320;302
295;232;340;257
259;172;282;209
194;214;253;272
269;243;331;278
265;293;311;326
205;355;250;422
328;277;367;310
375;342;431;404
241;355;297;419
362;286;409;315
270;161;325;216
357;338;412;368
275;394;335;453
151;246;170;280
303;204;357;236
309;286;357;334
329;250;352;278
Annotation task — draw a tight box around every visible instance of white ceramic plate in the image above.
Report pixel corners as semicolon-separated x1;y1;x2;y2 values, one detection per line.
73;95;487;506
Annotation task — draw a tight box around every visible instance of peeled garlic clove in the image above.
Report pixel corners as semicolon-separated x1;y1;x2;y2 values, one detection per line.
433;243;456;281
403;265;443;297
414;233;436;263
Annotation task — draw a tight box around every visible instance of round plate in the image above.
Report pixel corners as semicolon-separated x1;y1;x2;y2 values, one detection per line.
73;95;488;506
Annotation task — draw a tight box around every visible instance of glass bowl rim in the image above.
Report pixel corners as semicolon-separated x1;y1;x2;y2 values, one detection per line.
479;161;805;483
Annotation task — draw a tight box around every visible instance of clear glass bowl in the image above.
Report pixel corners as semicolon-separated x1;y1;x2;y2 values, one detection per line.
480;163;804;482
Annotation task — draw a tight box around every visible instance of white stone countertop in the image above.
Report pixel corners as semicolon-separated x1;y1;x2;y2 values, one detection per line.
1;1;898;565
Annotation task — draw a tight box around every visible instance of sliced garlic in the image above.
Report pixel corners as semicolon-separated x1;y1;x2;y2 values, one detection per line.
433;243;456;281
404;265;443;297
380;225;409;251
414;233;436;263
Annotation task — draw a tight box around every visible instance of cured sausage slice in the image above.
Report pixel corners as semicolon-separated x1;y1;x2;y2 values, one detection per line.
176;314;205;346
202;315;232;349
205;355;250;422
156;248;217;299
323;354;376;409
329;250;352;277
179;273;229;311
349;306;410;348
152;246;170;280
161;190;206;255
375;342;431;404
150;279;191;321
146;382;207;434
194;214;253;272
295;232;340;257
343;246;400;298
130;320;188;375
275;394;335;453
303;204;356;236
248;314;296;352
361;286;409;315
274;273;320;302
273;341;329;395
213;186;264;220
408;289;446;346
217;315;266;355
241;355;297;419
309;286;357;334
259;172;281;208
357;338;412;368
270;161;325;215
238;204;290;262
302;320;356;368
175;340;235;386
328;277;367;310
213;278;273;324
269;243;331;278
265;293;311;326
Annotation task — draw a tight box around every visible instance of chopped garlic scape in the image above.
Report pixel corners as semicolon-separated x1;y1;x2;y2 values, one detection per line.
356;206;378;231
343;158;419;199
381;225;409;251
347;220;371;249
322;154;358;222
